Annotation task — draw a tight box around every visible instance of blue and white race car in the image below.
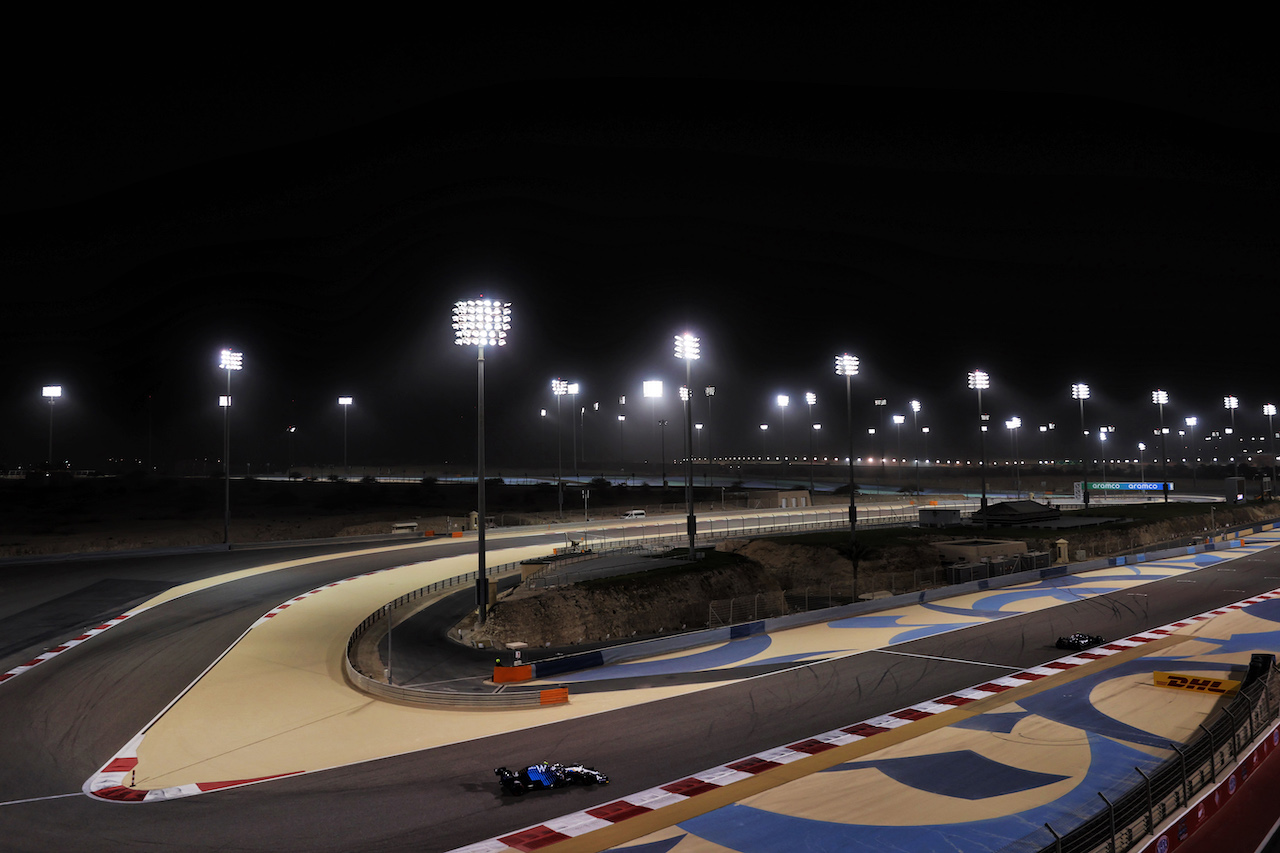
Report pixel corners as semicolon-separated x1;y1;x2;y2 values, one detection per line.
495;762;609;796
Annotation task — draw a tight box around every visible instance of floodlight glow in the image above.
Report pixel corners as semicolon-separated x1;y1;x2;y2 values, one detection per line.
805;392;816;406
835;354;859;376
643;380;663;398
777;394;789;408
452;298;511;347
1152;390;1169;405
220;349;243;371
567;382;580;395
1266;404;1277;417
42;385;62;398
968;370;990;390
1072;383;1090;400
552;378;568;396
1225;395;1239;410
674;333;700;360
338;396;353;406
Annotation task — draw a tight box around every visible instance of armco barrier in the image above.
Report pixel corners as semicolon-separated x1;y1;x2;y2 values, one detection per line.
343;655;568;708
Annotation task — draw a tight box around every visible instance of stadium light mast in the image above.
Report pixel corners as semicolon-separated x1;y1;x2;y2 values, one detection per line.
1072;383;1091;507
41;385;62;470
453;297;511;626
968;370;990;526
219;349;243;545
1152;390;1170;502
835;353;860;592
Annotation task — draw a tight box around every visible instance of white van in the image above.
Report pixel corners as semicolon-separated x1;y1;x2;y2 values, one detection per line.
621;509;646;519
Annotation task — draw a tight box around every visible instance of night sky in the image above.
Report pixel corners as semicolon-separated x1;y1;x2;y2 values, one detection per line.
2;14;1276;476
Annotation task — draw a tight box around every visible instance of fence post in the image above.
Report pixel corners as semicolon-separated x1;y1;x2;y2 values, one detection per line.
1099;792;1117;853
1171;743;1189;806
1200;724;1216;781
1135;766;1154;839
1044;822;1063;853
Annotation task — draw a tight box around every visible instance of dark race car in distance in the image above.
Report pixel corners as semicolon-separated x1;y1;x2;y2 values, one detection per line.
1056;632;1105;651
495;762;609;796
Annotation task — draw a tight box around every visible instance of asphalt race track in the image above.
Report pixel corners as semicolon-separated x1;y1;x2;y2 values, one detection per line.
3;531;1280;852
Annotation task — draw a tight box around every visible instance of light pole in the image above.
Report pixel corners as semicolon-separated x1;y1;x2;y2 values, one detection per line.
453;296;511;627
219;348;243;545
1265;404;1277;496
617;414;626;467
42;385;62;469
968;370;990;523
1005;416;1021;499
338;396;353;478
644;380;663;483
1224;395;1240;478
705;386;716;486
1073;383;1090;507
568;382;581;486
675;332;700;560
1152;390;1169;502
835;353;860;587
805;392;817;494
910;399;921;494
892;413;906;490
776;394;789;473
1185;416;1199;491
552;378;567;517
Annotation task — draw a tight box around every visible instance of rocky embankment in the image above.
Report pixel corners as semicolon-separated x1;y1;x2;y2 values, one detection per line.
469;503;1280;650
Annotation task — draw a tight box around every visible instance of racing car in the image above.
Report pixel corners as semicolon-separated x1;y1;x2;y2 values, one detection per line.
495;762;609;796
1055;632;1105;651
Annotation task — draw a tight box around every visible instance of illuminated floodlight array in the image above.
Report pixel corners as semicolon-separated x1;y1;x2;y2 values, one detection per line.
452;298;511;347
674;333;700;361
835;353;859;377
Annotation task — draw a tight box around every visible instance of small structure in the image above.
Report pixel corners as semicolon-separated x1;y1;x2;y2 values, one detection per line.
919;507;963;528
968;499;1060;527
934;537;1028;564
746;489;812;509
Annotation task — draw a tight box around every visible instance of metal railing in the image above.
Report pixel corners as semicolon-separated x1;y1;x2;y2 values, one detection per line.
996;667;1280;853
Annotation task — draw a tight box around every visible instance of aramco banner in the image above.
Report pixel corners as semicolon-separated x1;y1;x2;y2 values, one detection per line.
1075;481;1172;499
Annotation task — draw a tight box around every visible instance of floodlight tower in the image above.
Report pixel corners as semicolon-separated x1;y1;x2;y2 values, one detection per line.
1072;383;1091;506
453;297;511;626
968;370;991;523
1152;390;1169;502
675;331;701;560
219;349;243;544
551;378;568;517
1225;395;1240;478
338;396;353;477
805;392;817;493
1265;404;1278;494
42;385;62;469
835;353;860;585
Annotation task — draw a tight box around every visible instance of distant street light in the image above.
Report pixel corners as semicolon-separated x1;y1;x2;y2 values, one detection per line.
42;385;62;470
675;332;700;560
453;296;511;627
219;348;243;545
835;353;860;588
338;396;353;477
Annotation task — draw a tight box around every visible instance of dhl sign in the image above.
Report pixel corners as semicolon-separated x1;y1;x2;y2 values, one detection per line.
1154;671;1241;696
